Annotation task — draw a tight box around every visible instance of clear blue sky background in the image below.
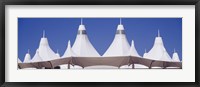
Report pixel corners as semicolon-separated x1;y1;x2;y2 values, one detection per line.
18;18;182;61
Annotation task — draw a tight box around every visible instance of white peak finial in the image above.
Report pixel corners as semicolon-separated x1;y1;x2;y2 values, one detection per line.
68;40;71;45
81;18;83;25
120;18;122;25
43;30;45;38
158;29;160;37
145;49;147;53
131;40;134;45
67;40;71;48
57;49;59;53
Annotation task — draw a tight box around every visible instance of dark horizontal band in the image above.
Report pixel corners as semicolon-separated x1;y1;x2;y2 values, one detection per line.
78;30;87;35
116;30;125;34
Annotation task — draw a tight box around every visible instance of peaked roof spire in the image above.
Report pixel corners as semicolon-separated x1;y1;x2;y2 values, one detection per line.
129;40;140;57
120;18;122;25
158;29;160;37
145;49;147;53
73;23;100;57
144;31;172;61
24;49;31;63
62;40;77;57
57;49;59;53
131;40;134;45
68;40;71;46
81;18;83;25
43;30;45;38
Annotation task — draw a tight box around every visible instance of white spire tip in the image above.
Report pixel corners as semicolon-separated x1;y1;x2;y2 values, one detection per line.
43;30;45;38
81;18;83;25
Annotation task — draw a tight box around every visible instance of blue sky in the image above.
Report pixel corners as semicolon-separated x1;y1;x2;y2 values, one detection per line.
18;18;182;61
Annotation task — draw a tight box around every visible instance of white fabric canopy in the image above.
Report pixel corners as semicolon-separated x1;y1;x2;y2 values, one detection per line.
72;24;100;57
38;32;59;61
144;31;172;61
103;24;131;56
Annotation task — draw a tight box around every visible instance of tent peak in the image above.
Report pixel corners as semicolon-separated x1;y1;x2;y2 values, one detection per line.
131;40;134;46
120;18;122;25
81;18;83;25
68;40;71;45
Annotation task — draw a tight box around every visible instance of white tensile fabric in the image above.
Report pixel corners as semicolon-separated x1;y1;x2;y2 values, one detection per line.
103;22;142;68
62;40;76;58
23;50;31;63
103;24;130;57
172;49;180;62
85;65;118;69
18;58;22;63
38;31;58;61
31;49;43;62
129;40;147;68
61;40;77;69
129;40;140;57
144;31;172;61
72;24;100;57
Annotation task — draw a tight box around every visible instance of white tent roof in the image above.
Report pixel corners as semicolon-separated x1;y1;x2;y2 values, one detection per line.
129;40;140;57
31;49;43;62
18;58;22;63
172;49;180;62
103;22;130;57
144;30;172;61
72;22;100;57
38;31;58;61
62;40;76;57
23;49;31;63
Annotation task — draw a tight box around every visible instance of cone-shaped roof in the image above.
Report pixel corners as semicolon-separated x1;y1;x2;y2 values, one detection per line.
18;58;22;63
38;31;58;61
129;40;140;57
72;19;100;57
62;40;76;57
144;30;172;61
31;49;43;62
103;19;130;56
23;49;31;63
172;49;180;62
